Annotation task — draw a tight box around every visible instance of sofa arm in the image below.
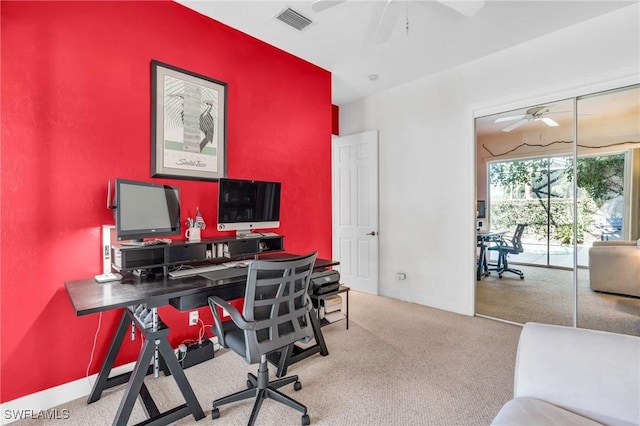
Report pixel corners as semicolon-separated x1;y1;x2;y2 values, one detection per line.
592;240;638;247
514;323;640;425
588;245;640;297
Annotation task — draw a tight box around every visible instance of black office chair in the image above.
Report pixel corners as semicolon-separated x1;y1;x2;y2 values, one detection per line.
488;224;527;279
208;252;317;426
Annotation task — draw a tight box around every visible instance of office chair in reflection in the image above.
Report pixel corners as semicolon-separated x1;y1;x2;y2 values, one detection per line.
488;223;527;279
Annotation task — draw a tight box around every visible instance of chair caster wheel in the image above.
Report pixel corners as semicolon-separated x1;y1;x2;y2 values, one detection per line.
498;275;503;279
212;407;220;419
301;414;310;425
294;380;302;391
247;379;253;388
520;276;524;280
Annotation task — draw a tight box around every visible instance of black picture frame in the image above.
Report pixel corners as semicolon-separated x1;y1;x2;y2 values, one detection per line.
151;60;227;181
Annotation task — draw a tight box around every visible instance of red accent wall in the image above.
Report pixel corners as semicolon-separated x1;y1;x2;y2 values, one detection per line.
1;1;332;402
332;104;340;135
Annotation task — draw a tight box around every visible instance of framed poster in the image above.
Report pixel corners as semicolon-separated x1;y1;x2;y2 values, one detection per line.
151;60;227;181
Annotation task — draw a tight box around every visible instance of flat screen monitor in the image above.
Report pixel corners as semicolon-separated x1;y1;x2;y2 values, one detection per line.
477;200;486;219
115;178;181;242
217;178;281;236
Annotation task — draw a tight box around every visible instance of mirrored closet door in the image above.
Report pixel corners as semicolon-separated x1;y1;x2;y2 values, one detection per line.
475;85;639;336
575;86;640;336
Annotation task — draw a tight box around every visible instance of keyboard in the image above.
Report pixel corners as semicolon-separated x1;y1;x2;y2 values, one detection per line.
168;263;228;278
121;239;172;247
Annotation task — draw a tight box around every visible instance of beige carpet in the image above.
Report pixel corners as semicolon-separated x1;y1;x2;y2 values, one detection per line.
12;292;521;426
476;264;640;336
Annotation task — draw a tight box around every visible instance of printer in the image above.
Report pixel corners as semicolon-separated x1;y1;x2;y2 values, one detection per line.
310;269;341;295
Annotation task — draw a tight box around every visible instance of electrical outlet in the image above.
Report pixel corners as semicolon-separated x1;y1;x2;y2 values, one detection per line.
212;335;221;351
189;311;199;326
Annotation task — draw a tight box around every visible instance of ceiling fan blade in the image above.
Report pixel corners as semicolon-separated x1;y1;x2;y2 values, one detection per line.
374;0;403;44
311;0;346;13
540;117;560;127
437;0;485;17
502;119;529;132
494;115;525;123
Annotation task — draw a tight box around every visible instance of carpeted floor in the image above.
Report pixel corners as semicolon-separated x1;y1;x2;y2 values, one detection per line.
11;292;522;426
476;264;640;336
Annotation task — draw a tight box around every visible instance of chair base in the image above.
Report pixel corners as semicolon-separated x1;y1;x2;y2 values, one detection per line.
496;253;524;279
497;267;524;279
212;357;309;426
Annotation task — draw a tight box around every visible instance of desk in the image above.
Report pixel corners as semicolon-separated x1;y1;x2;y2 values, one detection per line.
476;231;506;280
65;255;338;426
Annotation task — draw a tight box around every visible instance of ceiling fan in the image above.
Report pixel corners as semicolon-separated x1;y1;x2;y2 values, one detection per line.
494;106;560;132
311;0;485;44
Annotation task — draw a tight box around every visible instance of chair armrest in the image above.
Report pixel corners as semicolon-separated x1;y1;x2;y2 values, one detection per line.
207;296;227;345
207;296;255;331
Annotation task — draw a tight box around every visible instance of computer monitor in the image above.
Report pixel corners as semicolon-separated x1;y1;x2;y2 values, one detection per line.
477;200;486;219
217;178;281;237
114;178;181;242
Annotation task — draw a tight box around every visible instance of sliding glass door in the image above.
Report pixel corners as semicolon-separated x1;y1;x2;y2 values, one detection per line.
488;156;575;269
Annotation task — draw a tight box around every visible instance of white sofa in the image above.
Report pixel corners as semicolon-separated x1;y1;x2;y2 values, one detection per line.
588;240;640;297
492;322;640;426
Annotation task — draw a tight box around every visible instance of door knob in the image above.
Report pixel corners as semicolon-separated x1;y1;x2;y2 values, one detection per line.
366;231;377;236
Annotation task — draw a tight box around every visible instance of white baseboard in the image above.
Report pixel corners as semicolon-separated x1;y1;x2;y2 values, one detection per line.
0;336;220;425
0;361;136;425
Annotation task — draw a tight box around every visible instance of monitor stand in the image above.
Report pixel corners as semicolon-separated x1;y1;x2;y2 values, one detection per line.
236;230;260;239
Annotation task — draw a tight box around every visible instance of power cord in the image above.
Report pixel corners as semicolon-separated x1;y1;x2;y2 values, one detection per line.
86;312;103;386
199;319;220;351
198;318;209;343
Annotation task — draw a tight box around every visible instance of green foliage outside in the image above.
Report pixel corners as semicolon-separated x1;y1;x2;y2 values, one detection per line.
566;154;625;206
488;154;622;245
490;198;596;245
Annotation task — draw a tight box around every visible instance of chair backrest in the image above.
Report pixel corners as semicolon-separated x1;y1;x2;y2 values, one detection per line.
241;252;317;364
511;223;527;252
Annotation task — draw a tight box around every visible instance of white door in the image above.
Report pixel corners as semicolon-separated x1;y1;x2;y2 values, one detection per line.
332;130;379;294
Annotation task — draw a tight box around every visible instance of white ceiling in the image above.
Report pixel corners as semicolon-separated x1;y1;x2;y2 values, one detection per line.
177;0;636;105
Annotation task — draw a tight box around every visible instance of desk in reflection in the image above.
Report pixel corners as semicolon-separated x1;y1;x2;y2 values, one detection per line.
477;230;506;280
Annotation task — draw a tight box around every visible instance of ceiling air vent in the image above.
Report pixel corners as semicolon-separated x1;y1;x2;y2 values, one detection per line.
275;7;313;31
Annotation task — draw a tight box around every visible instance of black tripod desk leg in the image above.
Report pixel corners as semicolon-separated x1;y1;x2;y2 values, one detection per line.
114;337;158;425
88;311;130;404
88;309;205;426
310;309;329;356
113;333;205;426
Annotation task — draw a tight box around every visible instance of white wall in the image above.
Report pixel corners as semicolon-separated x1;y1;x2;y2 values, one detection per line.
339;4;640;316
